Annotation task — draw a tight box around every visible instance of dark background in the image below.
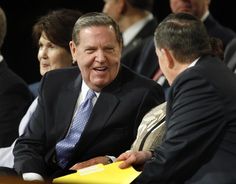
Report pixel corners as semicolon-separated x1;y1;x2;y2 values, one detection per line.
0;0;235;84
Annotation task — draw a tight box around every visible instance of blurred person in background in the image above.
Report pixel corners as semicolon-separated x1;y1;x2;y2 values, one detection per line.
0;6;33;149
103;0;159;78
28;8;81;97
0;8;82;170
169;0;236;51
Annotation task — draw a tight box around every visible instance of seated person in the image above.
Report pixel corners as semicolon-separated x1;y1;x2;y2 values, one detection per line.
28;9;81;98
13;12;164;182
118;13;236;184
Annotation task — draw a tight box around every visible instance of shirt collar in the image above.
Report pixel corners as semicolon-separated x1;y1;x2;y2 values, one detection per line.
123;12;153;46
81;81;99;100
0;55;3;63
201;10;209;22
188;57;200;68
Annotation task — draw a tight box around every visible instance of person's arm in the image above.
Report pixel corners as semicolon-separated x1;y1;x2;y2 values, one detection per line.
70;155;116;170
0;99;38;168
69;150;153;171
117;150;152;169
0;141;15;167
13;83;47;178
133;71;226;183
0;81;33;147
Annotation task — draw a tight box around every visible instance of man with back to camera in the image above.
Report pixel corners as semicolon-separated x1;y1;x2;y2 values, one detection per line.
117;12;236;183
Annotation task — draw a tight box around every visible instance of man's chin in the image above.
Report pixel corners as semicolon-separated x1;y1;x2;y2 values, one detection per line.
90;80;110;91
178;8;192;14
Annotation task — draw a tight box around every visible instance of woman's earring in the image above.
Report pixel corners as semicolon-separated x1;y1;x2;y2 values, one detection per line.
72;60;77;65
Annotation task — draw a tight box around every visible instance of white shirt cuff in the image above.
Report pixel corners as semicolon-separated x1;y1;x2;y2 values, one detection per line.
106;155;116;163
22;173;44;181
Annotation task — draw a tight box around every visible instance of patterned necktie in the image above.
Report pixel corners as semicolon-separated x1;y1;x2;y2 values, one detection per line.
56;89;96;168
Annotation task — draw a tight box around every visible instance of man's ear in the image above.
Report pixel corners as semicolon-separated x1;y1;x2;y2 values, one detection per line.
69;41;77;60
119;0;127;15
161;48;174;69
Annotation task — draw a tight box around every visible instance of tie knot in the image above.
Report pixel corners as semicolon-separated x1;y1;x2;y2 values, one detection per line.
85;89;96;101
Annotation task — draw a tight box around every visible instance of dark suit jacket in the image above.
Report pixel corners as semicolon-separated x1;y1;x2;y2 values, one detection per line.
204;14;236;50
133;56;236;184
135;36;159;78
13;65;164;179
28;81;41;98
0;60;33;147
121;18;158;78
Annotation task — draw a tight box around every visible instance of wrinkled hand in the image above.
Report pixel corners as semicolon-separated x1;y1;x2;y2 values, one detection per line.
116;150;152;169
70;156;110;170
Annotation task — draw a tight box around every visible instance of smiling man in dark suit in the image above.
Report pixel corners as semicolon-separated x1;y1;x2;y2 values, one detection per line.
117;13;236;183
13;12;164;182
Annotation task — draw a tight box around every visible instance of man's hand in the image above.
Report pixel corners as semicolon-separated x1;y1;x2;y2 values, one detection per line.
70;156;111;170
116;150;152;169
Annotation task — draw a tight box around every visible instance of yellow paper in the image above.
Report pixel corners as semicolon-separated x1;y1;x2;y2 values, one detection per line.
53;161;141;184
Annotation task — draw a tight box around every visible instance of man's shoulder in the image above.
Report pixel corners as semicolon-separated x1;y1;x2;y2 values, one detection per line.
120;65;160;87
0;62;28;88
172;56;227;91
39;66;80;91
138;18;158;38
46;66;79;75
116;65;164;100
43;66;79;80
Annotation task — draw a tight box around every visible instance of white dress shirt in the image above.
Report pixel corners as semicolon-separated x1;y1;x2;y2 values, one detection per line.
122;12;153;47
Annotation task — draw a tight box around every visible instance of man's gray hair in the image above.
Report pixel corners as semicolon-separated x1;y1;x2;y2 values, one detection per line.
72;12;123;47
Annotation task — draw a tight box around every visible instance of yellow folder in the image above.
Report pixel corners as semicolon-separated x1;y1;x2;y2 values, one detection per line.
53;161;141;184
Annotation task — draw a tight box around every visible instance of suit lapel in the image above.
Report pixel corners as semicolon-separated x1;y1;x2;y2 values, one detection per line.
71;91;120;159
55;75;82;140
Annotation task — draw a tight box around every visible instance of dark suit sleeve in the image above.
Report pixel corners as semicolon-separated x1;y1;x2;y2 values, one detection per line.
0;82;33;147
13;79;48;176
133;71;225;183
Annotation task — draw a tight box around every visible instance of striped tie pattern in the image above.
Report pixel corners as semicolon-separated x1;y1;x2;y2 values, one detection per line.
56;89;95;168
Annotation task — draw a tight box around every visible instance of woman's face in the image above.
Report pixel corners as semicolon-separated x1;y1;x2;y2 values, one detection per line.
37;32;72;76
103;0;123;22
